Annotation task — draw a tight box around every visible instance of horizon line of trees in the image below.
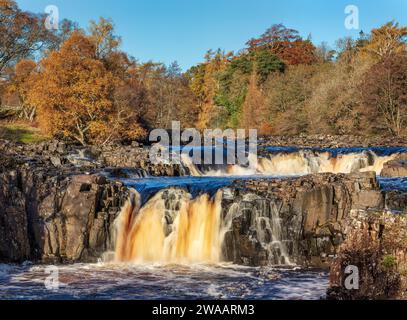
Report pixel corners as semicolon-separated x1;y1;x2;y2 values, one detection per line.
0;0;406;145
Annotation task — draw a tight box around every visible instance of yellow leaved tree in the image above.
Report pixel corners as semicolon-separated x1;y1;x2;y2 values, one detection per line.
28;31;146;145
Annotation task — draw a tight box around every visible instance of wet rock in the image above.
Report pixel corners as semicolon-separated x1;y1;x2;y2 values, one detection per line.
0;171;31;262
0;139;405;268
385;191;407;213
50;155;62;167
381;160;407;177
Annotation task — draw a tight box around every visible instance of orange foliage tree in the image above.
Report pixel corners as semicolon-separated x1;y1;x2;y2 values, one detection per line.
363;21;407;59
362;54;407;136
246;24;316;65
6;59;37;121
0;0;55;75
28;31;146;145
241;71;267;133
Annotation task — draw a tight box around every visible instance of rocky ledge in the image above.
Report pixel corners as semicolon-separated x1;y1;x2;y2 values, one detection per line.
259;134;407;148
0;139;188;177
221;172;406;267
2;150;404;267
381;153;407;177
0;153;128;263
1;138;407;179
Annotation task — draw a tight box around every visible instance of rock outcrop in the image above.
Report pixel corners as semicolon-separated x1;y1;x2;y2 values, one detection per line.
0;139;187;177
221;172;383;267
381;160;407;177
260;134;407;149
0;155;128;263
99;144;186;176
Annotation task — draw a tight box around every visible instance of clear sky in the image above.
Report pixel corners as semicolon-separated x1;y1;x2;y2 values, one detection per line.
17;0;407;70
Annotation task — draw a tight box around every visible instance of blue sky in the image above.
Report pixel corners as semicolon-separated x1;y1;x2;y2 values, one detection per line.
17;0;407;70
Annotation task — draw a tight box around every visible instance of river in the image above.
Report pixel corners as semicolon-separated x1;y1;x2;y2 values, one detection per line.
1;146;405;300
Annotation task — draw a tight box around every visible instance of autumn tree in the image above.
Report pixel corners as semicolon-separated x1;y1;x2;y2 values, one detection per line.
189;49;232;129
0;0;55;75
0;76;9;108
52;19;80;48
89;17;121;60
316;42;336;62
265;64;317;135
6;59;37;120
28;31;145;145
362;54;407;136
241;71;267;133
137;61;198;129
114;66;149;123
215;49;284;128
246;24;316;65
363;22;407;59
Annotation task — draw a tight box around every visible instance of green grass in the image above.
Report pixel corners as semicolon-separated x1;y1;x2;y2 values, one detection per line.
0;123;49;144
382;255;397;271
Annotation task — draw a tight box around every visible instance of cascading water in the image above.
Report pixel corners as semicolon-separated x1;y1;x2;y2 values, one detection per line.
180;149;399;177
115;189;225;263
114;188;295;266
258;150;397;176
268;201;292;265
113;146;405;267
220;194;293;266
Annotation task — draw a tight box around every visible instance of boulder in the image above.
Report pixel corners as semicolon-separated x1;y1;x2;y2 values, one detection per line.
381;160;407;177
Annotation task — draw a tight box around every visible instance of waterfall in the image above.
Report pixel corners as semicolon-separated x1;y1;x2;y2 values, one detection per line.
258;150;397;176
268;202;291;265
179;149;398;177
115;189;224;263
242;195;292;265
180;153;203;177
114;188;297;266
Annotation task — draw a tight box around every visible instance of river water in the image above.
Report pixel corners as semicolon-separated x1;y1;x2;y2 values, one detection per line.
0;263;328;300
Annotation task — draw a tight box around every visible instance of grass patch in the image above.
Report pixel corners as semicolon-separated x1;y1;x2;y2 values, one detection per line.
0;122;49;144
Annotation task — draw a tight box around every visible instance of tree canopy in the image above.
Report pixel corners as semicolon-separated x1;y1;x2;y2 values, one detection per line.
1;0;406;142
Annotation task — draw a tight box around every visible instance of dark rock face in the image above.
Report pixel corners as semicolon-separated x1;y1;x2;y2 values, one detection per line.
35;175;128;263
0;170;31;262
0;158;128;263
0;140;188;177
385;191;407;213
2;138;405;177
99;145;186;177
221;172;382;267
